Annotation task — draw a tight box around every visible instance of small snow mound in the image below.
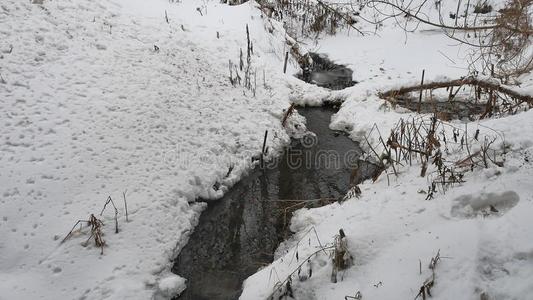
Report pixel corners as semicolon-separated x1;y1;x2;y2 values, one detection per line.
451;191;520;218
285;109;308;139
156;275;186;299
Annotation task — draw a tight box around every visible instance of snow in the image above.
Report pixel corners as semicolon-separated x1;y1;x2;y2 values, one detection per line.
1;0;532;299
0;0;297;299
156;275;186;299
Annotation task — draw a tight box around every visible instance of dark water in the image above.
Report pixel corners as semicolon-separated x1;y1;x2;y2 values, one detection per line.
171;54;369;300
172;107;376;300
298;53;356;90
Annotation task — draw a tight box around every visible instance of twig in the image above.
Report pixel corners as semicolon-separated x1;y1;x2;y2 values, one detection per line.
281;103;295;127
283;51;289;73
261;130;268;168
417;69;425;113
100;196;119;234
123;190;129;222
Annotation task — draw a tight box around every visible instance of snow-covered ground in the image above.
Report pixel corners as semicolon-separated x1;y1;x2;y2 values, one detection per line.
0;0;301;299
1;0;532;299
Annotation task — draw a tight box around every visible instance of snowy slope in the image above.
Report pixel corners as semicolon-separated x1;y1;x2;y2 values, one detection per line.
0;0;299;299
241;0;533;299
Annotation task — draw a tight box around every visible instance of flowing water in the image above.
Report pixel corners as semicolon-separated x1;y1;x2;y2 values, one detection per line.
297;53;356;90
172;54;371;300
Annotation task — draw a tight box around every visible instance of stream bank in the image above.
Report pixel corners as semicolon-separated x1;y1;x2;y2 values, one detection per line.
172;54;372;300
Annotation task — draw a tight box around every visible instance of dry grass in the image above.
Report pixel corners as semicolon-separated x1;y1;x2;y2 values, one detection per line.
62;214;106;254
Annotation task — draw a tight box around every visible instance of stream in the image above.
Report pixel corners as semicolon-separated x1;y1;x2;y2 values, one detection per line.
172;54;372;300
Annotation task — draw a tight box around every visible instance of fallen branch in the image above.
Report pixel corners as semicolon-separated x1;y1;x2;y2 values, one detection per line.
379;77;533;105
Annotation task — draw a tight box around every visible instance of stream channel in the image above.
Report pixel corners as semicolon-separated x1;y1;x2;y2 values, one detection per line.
172;54;373;299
